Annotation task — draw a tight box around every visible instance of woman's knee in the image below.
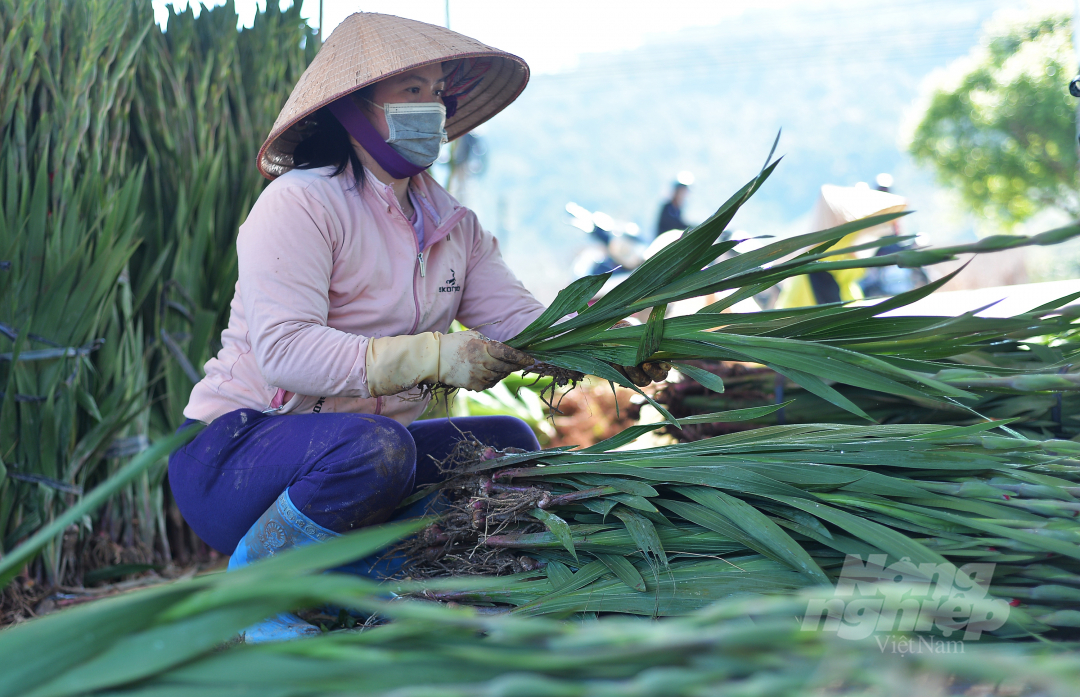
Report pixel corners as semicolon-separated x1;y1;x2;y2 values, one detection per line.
287;415;419;529
331;415;417;488
480;415;541;452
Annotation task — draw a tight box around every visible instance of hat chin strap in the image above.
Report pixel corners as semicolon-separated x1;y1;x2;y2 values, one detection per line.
327;97;427;180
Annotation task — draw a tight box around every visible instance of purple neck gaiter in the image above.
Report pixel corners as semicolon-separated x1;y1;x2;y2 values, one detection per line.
327;96;426;180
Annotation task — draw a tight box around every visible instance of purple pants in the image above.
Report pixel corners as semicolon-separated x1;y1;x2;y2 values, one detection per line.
168;409;539;554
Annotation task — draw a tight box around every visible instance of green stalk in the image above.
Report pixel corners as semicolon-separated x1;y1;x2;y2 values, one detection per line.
0;426;201;588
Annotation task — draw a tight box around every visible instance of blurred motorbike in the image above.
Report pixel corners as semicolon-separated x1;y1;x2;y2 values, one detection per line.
566;202;648;284
565;202;750;311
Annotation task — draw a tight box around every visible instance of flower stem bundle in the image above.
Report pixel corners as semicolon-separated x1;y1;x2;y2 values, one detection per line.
508;146;1080;425
404;417;1080;639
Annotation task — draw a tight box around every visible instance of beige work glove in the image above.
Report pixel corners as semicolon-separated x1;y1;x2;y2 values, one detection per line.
366;330;535;397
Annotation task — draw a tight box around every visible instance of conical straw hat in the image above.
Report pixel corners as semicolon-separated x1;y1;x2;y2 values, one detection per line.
813;184;907;230
258;13;529;180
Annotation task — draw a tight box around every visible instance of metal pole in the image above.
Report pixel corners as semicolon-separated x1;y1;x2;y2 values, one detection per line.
319;0;324;43
445;0;450;28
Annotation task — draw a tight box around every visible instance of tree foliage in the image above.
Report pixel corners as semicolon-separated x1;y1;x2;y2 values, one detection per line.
907;11;1078;226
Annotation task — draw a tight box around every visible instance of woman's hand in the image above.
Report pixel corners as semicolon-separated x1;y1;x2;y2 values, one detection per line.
366;330;534;396
611;319;671;386
439;330;535;391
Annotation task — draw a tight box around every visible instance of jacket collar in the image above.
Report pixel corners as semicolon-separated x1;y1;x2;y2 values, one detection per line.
356;165;469;250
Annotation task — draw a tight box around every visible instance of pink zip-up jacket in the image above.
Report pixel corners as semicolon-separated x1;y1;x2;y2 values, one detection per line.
183;164;546;425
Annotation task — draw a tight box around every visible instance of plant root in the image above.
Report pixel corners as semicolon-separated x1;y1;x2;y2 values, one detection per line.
390;473;550;580
654;360;775;441
389;433;554;581
0;577;51;626
410;362;582;421
519;362;583;417
406;382;458;403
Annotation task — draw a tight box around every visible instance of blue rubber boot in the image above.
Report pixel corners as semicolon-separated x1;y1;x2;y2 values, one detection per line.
229;488;339;643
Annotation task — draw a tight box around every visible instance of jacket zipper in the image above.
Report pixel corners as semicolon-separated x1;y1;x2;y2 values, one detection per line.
382;184;428;337
408;206;468;336
375;188;469;414
377;241;423;418
409;237;423;335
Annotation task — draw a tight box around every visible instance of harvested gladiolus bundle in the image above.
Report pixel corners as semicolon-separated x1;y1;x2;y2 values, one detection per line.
400;416;1080;639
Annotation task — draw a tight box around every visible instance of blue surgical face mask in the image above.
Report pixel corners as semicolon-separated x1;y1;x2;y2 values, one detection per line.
374;101;448;168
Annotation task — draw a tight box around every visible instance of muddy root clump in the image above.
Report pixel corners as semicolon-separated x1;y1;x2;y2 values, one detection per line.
391;432;552;580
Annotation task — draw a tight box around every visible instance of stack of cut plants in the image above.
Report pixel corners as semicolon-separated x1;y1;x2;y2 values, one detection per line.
637;270;1080;442
401;419;1080;632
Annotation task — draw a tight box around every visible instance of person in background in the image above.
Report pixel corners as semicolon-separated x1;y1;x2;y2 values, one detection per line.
776;182;907;308
656;171;695;237
860;173;929;297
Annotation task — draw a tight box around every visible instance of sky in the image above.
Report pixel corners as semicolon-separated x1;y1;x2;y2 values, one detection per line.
151;0;816;74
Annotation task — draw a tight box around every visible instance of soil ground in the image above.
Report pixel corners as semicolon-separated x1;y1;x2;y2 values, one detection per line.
1;559;227;626
544;377;652;448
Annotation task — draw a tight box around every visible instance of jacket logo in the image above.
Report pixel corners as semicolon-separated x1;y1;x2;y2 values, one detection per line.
439;269;461;293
